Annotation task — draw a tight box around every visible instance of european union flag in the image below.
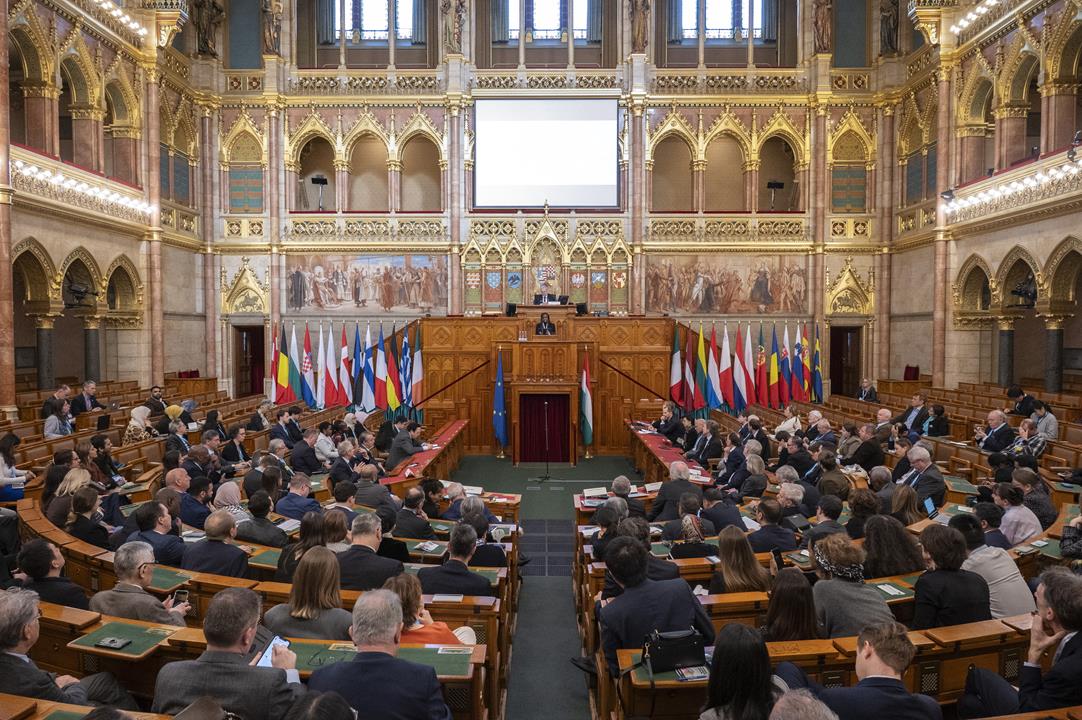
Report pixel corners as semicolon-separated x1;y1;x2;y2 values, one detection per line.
493;351;508;447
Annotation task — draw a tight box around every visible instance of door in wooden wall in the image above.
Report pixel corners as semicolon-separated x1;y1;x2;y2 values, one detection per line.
829;326;862;399
233;326;265;398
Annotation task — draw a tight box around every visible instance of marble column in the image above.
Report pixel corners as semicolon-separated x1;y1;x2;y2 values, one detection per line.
448;103;463;315
201;108;218;379
84;316;101;382
994;108;1029;169
0;0;14;414
268;108;282;381
71;108;104;171
692;160;705;212
997;317;1015;388
631;105;646;314
387;160;401;212
876;104;895;380
334;161;348;211
145;68;164;386
811;107;827;320
21;83;58;156
745;162;760;212
1040;84;1077;153
35;315;55;391
1042;315;1068;393
932;66;952;387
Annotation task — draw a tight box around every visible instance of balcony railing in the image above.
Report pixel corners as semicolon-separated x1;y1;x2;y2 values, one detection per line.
285;214;447;243
646;214;808;244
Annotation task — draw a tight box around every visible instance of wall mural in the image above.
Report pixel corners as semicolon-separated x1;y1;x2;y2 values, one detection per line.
286;254;449;314
646;254;809;315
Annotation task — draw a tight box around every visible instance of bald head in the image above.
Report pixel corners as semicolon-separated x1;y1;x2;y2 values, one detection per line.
669;461;690;481
164;468;190;492
876;408;891;423
204;510;236;540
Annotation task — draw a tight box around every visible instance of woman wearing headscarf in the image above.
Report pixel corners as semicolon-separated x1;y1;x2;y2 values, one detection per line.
154;404;184;436
124;405;157;445
212;481;253;526
179;399;198;426
811;533;894;638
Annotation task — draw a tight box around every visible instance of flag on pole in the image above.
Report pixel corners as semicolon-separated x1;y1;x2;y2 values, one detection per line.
755;323;768;407
684;325;705;413
326;321;340;407
339;324;352;407
719;322;734;409
780;323;793;404
374;323;388;410
360;323;376;412
300;324;317;408
315;323;326;409
493;350;507;447
812;324;824;402
580;350;594;447
791;328;805;403
803;323;814;400
400;327;413;414
732;323;749;413
412;327;424;422
288;324;303;404
276;324;294;403
695;322;711;411
707;324;723;410
768;324;780;409
269;324;278;403
385;325;402;414
352;323;362;389
669;325;683;405
742;321;757;408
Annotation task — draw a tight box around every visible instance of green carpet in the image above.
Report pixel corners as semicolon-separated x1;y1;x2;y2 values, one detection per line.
451;455;637;720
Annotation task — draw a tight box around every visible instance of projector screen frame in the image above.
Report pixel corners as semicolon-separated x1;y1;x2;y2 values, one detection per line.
470;94;624;212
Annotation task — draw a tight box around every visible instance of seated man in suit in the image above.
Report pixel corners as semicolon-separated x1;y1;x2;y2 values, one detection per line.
125;501;186;567
690;420;724;468
842;423;886;472
308;590;451;719
10;540;88;610
776;621;941;720
958;568;1082;717
354;463;401;514
153;588;305;720
598;536;716;675
701;487;744;533
269;409;295;449
535;311;557;335
651;401;683;445
329;440;361;486
394;487;437;540
600;517;680;600
386;421;429;471
660;492;716;541
900;445;946;506
440;483;496;523
245;399;273;431
69;380;105;417
291;428;327;475
145;385;167;417
976;410;1017;453
164;421;192;456
647;461;703;522
747;499;798;553
324;481;359;528
181;510;250;578
611;475;646;519
274;474;322;521
338;513;404;590
0;589;137;708
418;523;494;597
179;475;214;530
893;392;930;435
236;490;289;548
374;416;407;455
90;541;190;625
801;495;846;549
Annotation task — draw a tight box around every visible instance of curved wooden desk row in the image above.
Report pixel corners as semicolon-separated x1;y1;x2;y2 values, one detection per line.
26;601;487;720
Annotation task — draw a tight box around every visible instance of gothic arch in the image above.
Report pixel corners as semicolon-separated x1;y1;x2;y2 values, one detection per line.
1043;236;1082;307
342;110;390;157
57;31;101;108
957;72;994;127
997;32;1041;107
954;254;995;313
11;237;58;303
647;109;696;160
9;2;53;83
104;254;142;312
702;112;752;162
828;111;874;165
755;110;808;165
220;111;266;166
394;111;445;164
58;247;105;295
1044;5;1082;83
287;111;340;167
994;245;1044;311
171;103;199;157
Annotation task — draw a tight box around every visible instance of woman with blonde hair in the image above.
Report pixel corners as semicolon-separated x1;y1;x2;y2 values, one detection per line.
124;405;156;445
890;485;923;526
383;573;476;645
45;468;93;527
811;532;893;637
772;404;801;439
264;547;352;640
709;526;770;594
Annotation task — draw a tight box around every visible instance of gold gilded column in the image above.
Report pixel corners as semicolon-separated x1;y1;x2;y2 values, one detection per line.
145;66;164;386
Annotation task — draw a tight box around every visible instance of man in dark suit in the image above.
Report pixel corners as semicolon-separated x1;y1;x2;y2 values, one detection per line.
1006;384;1038;417
976;410;1017;453
235;490;289;548
801;495;846;549
843;424;886;472
125;501;186;567
647;461;704;522
338;513;404;590
651;402;683;444
270;409;295;449
354;464;400;514
179;475;214;530
375;416;407;454
181;444;219;486
777;621;941;720
284;406;304;445
746;499;798;553
857;378;879;402
393;488;437;540
783;436;815;478
958;568;1082;717
164;421;192;456
418;524;494;597
873;408;894;445
12;540;88;610
325;481;359;529
90;541;191;625
308;590;451;719
145;385;167;417
611;475;646;519
747;418;772;462
601;517;680;600
901;446;946;506
290;428;326;475
181;511;250;578
701;487;744;533
682;418;709;461
689;420;724;467
329;441;361;486
893;392;930;434
275;474;323;521
245;400;272;431
975;502;1014;550
387;421;429;471
153;588;305;720
69;380;105;417
660;493;716;540
598;536;715;675
0;589;138;708
39;385;70;420
775;464;819;517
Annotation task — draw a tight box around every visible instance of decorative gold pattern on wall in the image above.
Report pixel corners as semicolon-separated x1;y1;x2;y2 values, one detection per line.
221;257;270;315
825;256;875;316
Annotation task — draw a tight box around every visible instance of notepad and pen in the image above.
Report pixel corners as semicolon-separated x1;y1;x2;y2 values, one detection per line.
416;541;442;553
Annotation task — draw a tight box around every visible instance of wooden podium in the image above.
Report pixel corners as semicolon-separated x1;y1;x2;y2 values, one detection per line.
504;335;586;465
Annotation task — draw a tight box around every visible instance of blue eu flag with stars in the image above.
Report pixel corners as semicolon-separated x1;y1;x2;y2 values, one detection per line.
493;351;507;448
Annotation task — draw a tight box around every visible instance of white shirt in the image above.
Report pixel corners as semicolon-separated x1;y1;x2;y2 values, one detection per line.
961;544;1036;618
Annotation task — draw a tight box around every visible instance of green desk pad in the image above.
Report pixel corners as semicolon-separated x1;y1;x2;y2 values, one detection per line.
1036;538;1063;560
946;477;978;494
290;642;473;677
148;566;192;592
627;651;702;684
897;572;924;586
119;500;149;517
1066;504;1080;520
70;621;174;657
353;504;454;534
650;542;718;557
43;711;88;720
1051;482;1082;494
403;562;500;586
407;540;448;558
290;640;358;672
871;581;915;602
785;551;813;568
249;547;282;568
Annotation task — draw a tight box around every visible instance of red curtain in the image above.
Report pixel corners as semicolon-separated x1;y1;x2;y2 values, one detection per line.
519;393;570;463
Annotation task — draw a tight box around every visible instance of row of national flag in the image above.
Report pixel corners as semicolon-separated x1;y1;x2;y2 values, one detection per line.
669;321;823;416
269;320;424;419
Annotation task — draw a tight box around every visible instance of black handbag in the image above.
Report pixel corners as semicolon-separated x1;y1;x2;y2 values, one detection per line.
641;628;706;673
782;514;812;533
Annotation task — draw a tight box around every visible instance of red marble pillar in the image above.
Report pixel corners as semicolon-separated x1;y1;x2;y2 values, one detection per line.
875;105;895;380
268;109;282;379
958;132;988;185
111;134;140;186
1042;87;1078;152
448;106;463;314
0;0;14;414
21;83;58;155
201;109;217;379
932;68;953;387
994;109;1028;169
145;69;164;386
71;110;103;170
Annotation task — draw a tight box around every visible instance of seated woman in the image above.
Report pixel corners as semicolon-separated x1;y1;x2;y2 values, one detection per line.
837;422;860;459
760;568;818;642
264;547;352;640
861;515;925;579
43;398;73;440
845;488;880;540
46;468;94;527
322;508;351;553
811;532;893;638
0;433;33;502
911;524;991;630
677;415;699;451
275;511;327;582
384;573;476;645
211;481;253;527
220;426;250;463
670;515;716;559
1012;467;1057;530
65;486;110;549
923;404;951;437
709;526;770;593
699;624;788;720
772;405;801;440
589;506;619;563
890;485;923;527
733;454;769;501
124;406;157;445
535;312;556;336
993;482;1041;546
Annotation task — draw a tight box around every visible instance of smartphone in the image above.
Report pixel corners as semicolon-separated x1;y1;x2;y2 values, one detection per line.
173;590;189;605
257;636;290;667
771;548;785;570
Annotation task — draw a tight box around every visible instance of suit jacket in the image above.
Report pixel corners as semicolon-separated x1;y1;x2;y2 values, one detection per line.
785;449;815;478
329;456;358;485
165;433;191;456
1017;632;1082;711
0;652;91;704
717;447;746;484
245;411;268;431
387;430;424;471
275;492;323;521
67;514;109;549
69;393;104;417
152;650;305;720
701;501;744;533
601;555;681;600
893;406;930;433
290;442;323;474
418;559;494;597
470;543;508;568
308;651;451;720
979;423;1017;453
20;576;89;610
818;676;942;720
857;386;879;402
647;479;704;522
846;440;885;472
614;493;647;519
337;544;403;590
286;420;304;444
801;518;846;548
747;524;798;553
378;536;411;563
661;516;716;541
394;508;436;540
924;415;950;437
221;440;250;463
691;435;724;467
652;416;683;444
752;428;773;461
181;539;250;578
355;482;399;514
904;464;946;506
269;423;294;449
126;529;186;566
599;578;716;674
375;420;397;452
236;517;289;548
90;582;184;625
911;568;991;630
180;493;212;529
145;397;167;417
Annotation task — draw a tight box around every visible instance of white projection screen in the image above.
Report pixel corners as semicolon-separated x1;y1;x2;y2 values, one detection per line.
474;98;619;208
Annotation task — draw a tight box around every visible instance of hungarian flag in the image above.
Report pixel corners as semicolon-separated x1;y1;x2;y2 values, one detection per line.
706;324;722;410
669;325;683;405
684;325;705;412
275;323;294;403
742;322;757;407
325;322;340;407
288;324;303;405
791;328;806;403
300;324;317;408
781;324;794;404
755;324;768;407
768;324;780;409
385;324;402;413
374;323;388;410
718;322;734;409
731;323;749;413
580;350;593;447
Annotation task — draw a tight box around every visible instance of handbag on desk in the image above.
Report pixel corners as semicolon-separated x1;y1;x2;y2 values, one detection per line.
617;628;707;719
